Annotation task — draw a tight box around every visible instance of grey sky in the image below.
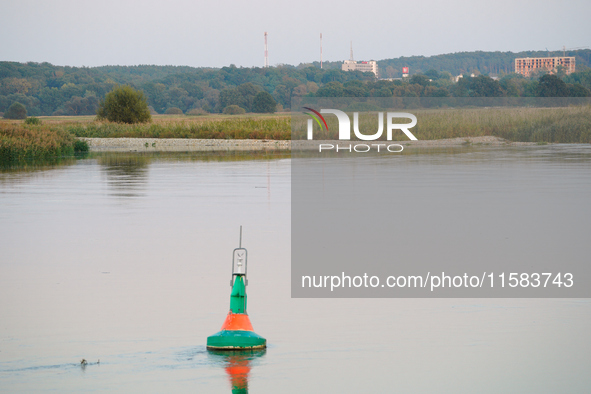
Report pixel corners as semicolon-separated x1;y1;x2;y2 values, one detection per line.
1;0;589;68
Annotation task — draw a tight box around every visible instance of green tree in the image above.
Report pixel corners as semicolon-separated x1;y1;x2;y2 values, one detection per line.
38;87;66;114
565;68;591;90
0;78;32;95
375;87;393;97
452;75;471;97
321;70;344;84
343;80;367;97
180;82;204;99
272;85;289;108
141;82;167;114
304;66;322;83
431;87;450;97
166;87;190;111
424;69;440;80
252;91;277;113
315;81;344;97
409;74;430;87
96;85;151;123
567;83;591;97
165;107;183;114
219;87;245;110
3;102;27;119
223;105;246;115
62;96;99;115
237;82;261;112
537;74;569;97
499;74;526;97
469;75;503;97
24;116;42;125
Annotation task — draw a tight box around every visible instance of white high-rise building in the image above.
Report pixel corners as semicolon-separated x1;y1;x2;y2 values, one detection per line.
341;41;378;77
342;60;378;77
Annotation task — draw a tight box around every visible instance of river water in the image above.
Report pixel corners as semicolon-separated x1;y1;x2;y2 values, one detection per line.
1;147;590;393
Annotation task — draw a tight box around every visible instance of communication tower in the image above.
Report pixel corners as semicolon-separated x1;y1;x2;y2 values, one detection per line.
320;33;323;69
264;32;269;68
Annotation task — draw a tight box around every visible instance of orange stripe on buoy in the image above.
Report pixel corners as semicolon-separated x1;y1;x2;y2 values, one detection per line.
220;312;254;331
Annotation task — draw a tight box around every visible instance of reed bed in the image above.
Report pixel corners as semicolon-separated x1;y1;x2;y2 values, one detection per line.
0;123;88;162
69;117;291;140
292;106;591;143
2;107;590;162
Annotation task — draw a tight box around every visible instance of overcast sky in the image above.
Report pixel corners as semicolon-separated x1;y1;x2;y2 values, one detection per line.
1;0;589;68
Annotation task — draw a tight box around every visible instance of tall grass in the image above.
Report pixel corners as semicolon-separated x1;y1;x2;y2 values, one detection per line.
0;123;88;162
411;106;591;143
68;117;291;140
2;107;590;163
292;106;591;143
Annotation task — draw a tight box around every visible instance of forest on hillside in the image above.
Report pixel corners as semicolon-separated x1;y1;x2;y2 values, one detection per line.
314;49;591;77
1;50;590;117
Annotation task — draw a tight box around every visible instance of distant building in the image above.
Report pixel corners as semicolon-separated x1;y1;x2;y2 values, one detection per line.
514;57;575;77
342;60;378;77
341;42;378;77
454;73;476;82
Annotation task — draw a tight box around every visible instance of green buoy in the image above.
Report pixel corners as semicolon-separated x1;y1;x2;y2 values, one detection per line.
207;227;266;350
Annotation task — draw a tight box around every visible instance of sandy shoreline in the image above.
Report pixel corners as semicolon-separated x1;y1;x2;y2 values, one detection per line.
80;138;290;152
80;136;538;152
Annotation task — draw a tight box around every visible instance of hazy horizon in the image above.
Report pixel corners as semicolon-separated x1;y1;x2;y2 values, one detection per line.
3;47;587;70
1;0;589;69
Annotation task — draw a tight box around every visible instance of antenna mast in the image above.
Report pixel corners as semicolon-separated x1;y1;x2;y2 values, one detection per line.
350;41;354;61
264;32;269;68
320;33;323;69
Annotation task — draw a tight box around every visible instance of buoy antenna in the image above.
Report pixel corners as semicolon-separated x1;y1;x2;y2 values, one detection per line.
239;225;242;248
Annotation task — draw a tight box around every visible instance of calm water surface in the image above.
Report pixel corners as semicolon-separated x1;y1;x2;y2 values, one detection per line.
1;147;590;393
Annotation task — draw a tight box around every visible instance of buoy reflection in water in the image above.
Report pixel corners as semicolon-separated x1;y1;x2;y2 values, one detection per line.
208;349;266;394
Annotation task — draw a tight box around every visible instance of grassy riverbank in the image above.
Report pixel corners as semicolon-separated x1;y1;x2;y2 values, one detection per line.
415;106;591;143
0;123;88;163
1;107;590;162
292;105;591;143
17;113;292;140
69;117;291;140
0;114;289;162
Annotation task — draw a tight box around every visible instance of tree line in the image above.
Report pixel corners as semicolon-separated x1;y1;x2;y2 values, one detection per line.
313;71;591;99
0;61;375;116
317;49;591;78
1;49;590;117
